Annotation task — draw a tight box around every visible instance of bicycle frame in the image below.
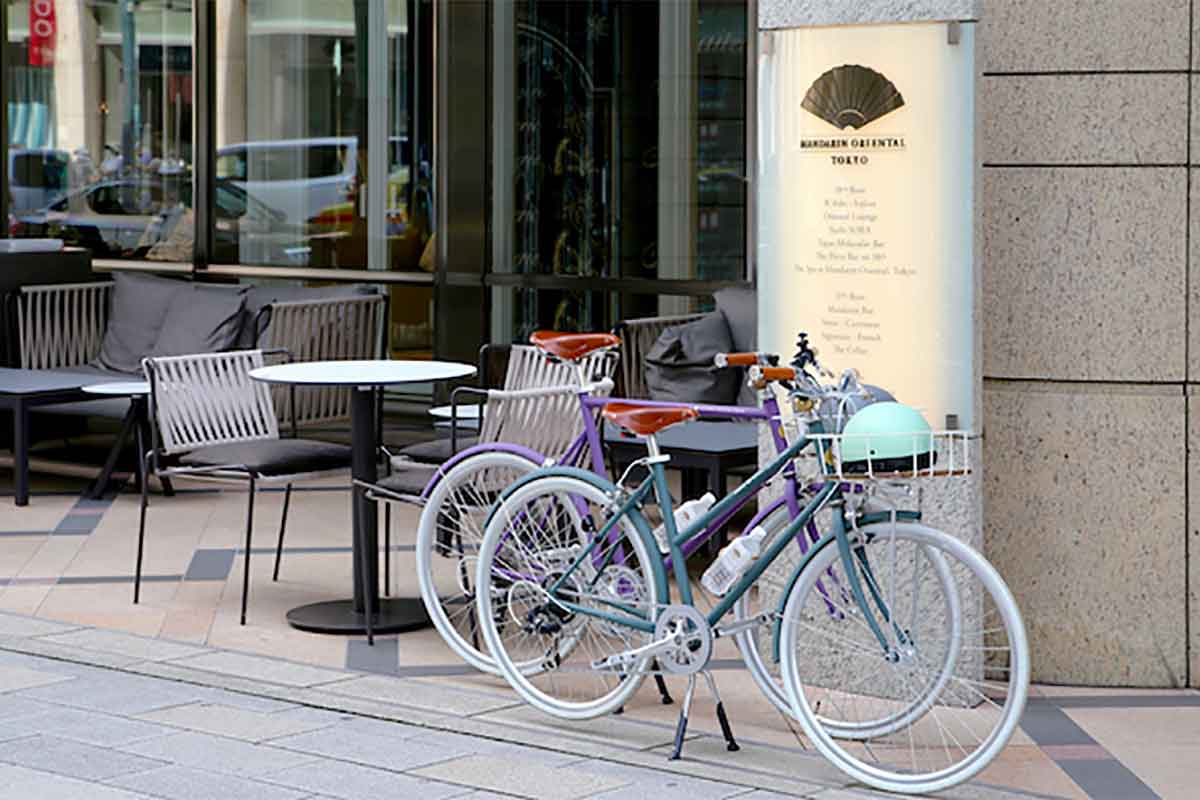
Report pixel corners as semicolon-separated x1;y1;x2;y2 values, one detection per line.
541;421;921;656
434;371;819;574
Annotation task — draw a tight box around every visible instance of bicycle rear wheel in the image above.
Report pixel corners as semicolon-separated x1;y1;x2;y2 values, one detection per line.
779;521;1029;794
475;474;663;720
415;450;542;674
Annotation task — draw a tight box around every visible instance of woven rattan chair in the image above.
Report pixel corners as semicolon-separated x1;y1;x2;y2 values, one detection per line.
137;349;353;624
365;344;616;592
256;294;387;429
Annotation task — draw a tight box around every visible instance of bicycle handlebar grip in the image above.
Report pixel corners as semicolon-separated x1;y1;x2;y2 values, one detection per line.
753;366;797;382
714;352;759;368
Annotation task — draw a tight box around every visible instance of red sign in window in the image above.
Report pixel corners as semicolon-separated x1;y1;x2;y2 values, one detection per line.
29;0;56;67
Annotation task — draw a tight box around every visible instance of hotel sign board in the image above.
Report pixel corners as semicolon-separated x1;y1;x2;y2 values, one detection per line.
757;22;975;429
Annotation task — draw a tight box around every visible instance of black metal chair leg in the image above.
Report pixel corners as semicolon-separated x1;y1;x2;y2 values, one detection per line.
240;476;257;626
134;451;150;604
383;504;391;597
272;484;292;581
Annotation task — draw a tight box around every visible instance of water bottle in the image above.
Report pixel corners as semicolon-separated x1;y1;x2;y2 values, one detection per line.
701;525;769;596
650;492;716;554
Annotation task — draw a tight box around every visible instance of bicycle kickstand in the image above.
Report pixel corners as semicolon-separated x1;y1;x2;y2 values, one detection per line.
702;670;739;752
669;674;697;760
668;670;739;761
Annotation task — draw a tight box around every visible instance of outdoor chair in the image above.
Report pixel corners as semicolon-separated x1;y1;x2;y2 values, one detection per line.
364;343;617;592
137;349;353;625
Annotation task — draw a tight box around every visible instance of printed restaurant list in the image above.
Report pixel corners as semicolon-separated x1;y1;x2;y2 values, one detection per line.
806;181;916;360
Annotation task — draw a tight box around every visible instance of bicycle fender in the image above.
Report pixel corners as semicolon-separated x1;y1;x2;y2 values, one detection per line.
482;465;670;609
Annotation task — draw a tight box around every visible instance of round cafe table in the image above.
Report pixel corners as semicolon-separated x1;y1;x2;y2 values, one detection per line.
249;359;476;636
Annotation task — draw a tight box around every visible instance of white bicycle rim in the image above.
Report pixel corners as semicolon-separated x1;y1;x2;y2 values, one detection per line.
416;450;542;674
475;474;662;720
780;522;1029;794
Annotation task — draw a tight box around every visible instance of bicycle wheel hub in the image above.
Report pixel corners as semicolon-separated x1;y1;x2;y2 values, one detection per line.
654;604;712;675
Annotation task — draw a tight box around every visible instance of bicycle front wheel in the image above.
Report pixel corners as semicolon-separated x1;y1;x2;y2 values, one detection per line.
475;474;663;720
779;521;1029;794
415;450;542;674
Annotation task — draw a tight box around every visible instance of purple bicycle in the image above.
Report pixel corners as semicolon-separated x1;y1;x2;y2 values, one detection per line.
408;332;843;717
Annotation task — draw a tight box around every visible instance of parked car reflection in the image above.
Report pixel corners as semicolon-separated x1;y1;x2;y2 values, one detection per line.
12;178;296;263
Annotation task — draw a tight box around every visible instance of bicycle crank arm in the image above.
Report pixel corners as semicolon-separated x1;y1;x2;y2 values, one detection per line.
590;634;679;673
713;612;774;639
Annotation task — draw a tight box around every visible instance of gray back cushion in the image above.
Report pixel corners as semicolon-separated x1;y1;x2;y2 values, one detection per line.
713;287;758;406
713;287;756;352
644;312;739;404
94;273;189;374
148;284;249;359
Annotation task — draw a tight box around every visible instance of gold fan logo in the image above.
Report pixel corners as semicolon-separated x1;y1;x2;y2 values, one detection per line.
801;65;905;130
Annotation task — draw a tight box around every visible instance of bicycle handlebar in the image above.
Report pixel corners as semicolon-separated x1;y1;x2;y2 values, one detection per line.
714;352;763;368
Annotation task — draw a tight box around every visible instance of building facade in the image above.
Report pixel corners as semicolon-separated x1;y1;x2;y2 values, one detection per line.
3;0;1197;687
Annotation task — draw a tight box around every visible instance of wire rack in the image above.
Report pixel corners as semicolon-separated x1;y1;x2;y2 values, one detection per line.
792;426;972;480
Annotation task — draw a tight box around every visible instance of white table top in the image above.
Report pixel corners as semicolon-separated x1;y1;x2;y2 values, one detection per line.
249;360;476;387
83;381;150;396
429;404;482;420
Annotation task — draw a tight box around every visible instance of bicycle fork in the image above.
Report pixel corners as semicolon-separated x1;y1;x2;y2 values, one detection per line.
669;670;740;760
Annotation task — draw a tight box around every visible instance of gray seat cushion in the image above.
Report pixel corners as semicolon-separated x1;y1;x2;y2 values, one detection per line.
398;436;480;464
34;397;132;420
178;439;351;477
373;464;440;497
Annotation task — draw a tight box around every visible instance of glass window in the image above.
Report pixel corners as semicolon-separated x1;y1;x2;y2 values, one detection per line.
490;0;749;341
5;0;193;260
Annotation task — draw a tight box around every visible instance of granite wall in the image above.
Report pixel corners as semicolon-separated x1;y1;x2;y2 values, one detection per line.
980;1;1193;688
759;0;1196;686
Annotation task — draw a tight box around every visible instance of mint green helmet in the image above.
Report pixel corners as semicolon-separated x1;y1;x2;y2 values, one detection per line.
839;402;934;473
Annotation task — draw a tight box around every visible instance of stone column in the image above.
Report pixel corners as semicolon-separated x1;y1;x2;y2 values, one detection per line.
52;0;101;157
980;1;1191;687
215;0;247;149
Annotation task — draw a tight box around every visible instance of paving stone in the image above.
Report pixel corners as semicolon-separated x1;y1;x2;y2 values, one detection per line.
0;735;168;781
168;651;348;688
411;754;629;800
0;664;75;692
0;763;155;800
261;758;467;800
138;703;335;742
574;759;752;800
270;726;471;771
40;629;206;662
418;729;579;766
0;706;175;747
107;765;311;800
0;613;79;638
120;731;319;777
328;715;426;740
322;675;521;716
16;671;208;714
0;694;58;721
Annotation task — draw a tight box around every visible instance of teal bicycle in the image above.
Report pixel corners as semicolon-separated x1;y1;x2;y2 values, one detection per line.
473;336;1029;794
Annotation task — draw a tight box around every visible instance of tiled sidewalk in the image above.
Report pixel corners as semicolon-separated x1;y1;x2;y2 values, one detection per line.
0;611;1031;800
3;473;1198;798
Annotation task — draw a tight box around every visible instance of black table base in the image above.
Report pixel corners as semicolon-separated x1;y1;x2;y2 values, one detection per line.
286;598;431;635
